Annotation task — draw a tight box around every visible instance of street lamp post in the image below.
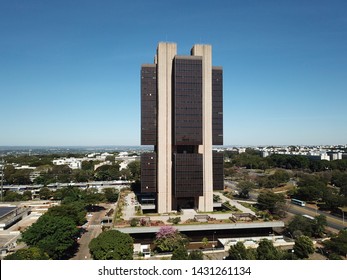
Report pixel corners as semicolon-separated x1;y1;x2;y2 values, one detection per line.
338;207;345;226
212;231;216;251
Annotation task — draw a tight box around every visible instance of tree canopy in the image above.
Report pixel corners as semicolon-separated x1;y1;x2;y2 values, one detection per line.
257;191;286;216
226;242;256;260
127;160;140;180
154;226;189;252
171;245;188;260
103;188;119;203
287;214;327;238
237;181;255;198
46;203;86;226
256;239;282;260
323;229;347;257
4;247;50;260
89;230;134;260
21;215;79;259
293;235;315;259
188;250;204;260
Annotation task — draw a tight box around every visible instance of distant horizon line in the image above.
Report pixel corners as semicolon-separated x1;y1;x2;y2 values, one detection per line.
0;144;346;148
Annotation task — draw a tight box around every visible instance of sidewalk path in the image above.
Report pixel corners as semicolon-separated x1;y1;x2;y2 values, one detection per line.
214;192;256;216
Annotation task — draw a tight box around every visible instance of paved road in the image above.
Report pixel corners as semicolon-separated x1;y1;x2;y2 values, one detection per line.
286;203;345;231
71;205;110;260
225;180;346;231
123;192;137;220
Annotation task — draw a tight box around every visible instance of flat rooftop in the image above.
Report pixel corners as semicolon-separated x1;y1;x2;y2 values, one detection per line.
116;221;284;234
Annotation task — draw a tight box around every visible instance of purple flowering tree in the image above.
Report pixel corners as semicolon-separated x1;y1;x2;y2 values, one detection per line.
154;226;188;252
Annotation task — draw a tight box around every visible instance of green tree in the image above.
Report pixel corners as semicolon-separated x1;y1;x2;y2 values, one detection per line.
168;217;181;225
46;203;86;226
52;188;64;200
82;188;105;205
226;242;256;260
271;170;290;184
50;165;73;183
312;215;327;237
103;188;119;203
257;191;286;216
171;245;188;260
188;250;204;260
256;239;281;260
293;235;314;259
238;181;255;198
287;215;314;237
268;154;309;169
213;194;221;202
4;190;23;202
4;247;50;260
10;169;32;185
120;168;131;180
4;165;15;183
127;160;140;180
295;174;327;201
21;215;79;259
81;160;94;171
22;190;32;201
202;237;209;248
3;167;32;185
94;164;120;181
72;169;91;183
60;187;83;204
39;187;52;200
287;214;327;238
331;171;347;197
89;230;133;260
130;218;139;227
33;173;54;186
257;177;278;189
324;229;347;257
318;189;344;211
327;253;343;260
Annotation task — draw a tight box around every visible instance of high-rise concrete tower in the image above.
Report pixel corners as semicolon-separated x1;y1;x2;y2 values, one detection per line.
141;42;223;213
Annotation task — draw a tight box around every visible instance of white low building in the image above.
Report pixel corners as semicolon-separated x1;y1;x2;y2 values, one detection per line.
52;158;82;169
219;235;294;251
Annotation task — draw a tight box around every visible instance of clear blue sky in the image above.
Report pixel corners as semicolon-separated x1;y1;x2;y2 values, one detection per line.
0;0;346;146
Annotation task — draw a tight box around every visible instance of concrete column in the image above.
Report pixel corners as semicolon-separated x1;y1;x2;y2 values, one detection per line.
192;44;213;212
156;42;176;213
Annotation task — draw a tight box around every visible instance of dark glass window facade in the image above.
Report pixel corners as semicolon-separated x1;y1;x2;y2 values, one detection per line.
141;65;157;145
140;45;223;211
173;57;202;145
173;153;203;197
213;151;224;190
212;67;223;145
140;152;156;193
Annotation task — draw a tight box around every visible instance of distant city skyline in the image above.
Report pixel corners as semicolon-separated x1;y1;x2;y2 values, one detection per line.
1;0;346;146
